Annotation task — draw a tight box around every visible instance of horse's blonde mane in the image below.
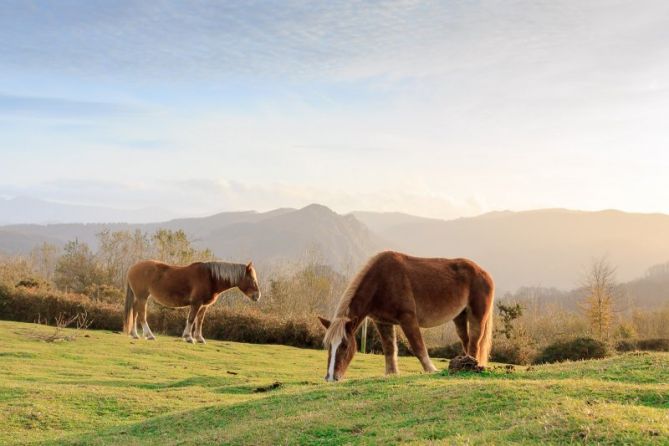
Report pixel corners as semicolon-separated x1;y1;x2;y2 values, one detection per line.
323;253;381;346
205;262;246;284
323;317;349;347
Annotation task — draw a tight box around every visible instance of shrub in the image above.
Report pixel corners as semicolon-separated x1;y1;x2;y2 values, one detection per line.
0;285;326;349
616;338;669;352
534;337;609;364
428;342;464;359
355;323;412;356
491;340;536;365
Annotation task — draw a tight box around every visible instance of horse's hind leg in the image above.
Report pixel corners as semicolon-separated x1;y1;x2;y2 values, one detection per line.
182;303;201;343
373;321;399;375
193;306;209;344
129;316;140;339
399;314;438;372
135;297;155;340
467;306;488;362
453;310;469;356
129;299;140;339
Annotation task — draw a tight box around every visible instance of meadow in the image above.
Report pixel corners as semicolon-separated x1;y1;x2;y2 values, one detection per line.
1;320;668;445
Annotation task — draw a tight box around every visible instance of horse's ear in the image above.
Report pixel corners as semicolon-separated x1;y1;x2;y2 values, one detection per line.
246;261;254;271
317;316;331;329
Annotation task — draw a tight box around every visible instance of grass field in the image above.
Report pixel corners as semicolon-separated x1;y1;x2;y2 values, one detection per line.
1;320;668;445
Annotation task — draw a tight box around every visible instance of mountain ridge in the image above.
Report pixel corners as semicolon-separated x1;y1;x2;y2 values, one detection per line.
2;201;669;292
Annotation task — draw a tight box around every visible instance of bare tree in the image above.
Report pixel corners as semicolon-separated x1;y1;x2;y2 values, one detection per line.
581;257;618;341
29;242;59;282
97;229;150;289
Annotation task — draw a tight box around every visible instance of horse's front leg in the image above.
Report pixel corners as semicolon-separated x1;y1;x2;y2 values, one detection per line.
182;303;201;343
373;320;399;375
399;313;438;373
193;305;209;344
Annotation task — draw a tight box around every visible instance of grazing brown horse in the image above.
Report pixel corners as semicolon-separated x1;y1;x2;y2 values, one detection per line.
124;260;260;343
319;251;494;381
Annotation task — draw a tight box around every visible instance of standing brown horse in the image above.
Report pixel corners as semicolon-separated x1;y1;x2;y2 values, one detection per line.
319;251;494;381
124;260;261;343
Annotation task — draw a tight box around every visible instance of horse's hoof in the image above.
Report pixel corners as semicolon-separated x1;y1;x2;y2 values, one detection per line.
183;337;193;343
146;336;156;341
196;338;206;344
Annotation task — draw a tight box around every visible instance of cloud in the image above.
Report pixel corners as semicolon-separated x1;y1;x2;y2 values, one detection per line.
0;177;483;220
1;1;669;217
0;93;141;118
2;1;665;85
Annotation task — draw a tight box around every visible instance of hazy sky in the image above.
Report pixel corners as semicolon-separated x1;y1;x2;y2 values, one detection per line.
1;1;668;219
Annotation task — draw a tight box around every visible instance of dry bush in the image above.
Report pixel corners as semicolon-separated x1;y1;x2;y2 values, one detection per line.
30;311;93;342
629;308;669;339
428;342;464;359
616;338;669;352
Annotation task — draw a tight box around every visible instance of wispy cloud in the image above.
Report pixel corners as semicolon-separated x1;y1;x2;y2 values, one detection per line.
0;93;140;118
3;1;665;84
0;177;483;220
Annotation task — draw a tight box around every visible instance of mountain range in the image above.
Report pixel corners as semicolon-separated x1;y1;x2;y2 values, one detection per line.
2;198;669;294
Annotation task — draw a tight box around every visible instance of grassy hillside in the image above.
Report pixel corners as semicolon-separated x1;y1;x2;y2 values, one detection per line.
1;321;668;445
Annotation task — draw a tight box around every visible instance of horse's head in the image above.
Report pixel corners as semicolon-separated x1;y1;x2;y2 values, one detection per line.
319;316;357;382
238;262;261;301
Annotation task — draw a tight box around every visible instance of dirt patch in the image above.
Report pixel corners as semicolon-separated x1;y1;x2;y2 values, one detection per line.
448;355;485;373
254;381;282;393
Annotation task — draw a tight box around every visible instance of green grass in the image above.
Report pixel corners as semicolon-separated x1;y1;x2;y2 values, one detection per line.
1;321;668;445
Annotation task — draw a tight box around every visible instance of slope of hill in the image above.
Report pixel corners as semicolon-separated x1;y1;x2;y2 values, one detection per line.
1;320;667;445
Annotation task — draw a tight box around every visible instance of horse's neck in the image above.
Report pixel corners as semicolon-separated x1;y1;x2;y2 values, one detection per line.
209;263;243;294
214;275;239;293
342;289;370;328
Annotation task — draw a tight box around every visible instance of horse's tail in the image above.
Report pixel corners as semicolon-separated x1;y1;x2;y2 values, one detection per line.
123;283;135;334
478;286;495;366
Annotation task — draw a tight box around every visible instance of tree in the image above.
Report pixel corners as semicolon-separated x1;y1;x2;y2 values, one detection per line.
151;229;214;265
581;257;618;341
97;229;150;289
497;302;524;340
53;240;104;294
29;242;59;282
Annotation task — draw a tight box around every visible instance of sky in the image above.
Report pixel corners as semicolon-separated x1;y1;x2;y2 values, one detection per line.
1;0;668;220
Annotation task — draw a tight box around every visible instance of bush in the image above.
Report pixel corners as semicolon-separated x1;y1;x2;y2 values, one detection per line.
534;337;609;364
428;342;464;359
491;340;536;365
0;285;326;349
355;323;412;356
616;338;669;352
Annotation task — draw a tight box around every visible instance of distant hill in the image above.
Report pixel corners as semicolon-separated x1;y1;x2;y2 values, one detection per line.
3;203;669;294
0;204;379;271
360;208;669;291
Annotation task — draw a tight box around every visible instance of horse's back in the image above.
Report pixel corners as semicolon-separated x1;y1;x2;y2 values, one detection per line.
366;251;493;326
372;251;491;285
127;260;206;287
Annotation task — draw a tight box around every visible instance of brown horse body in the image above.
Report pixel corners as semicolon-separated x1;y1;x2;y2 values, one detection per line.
124;260;260;343
320;251;494;381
